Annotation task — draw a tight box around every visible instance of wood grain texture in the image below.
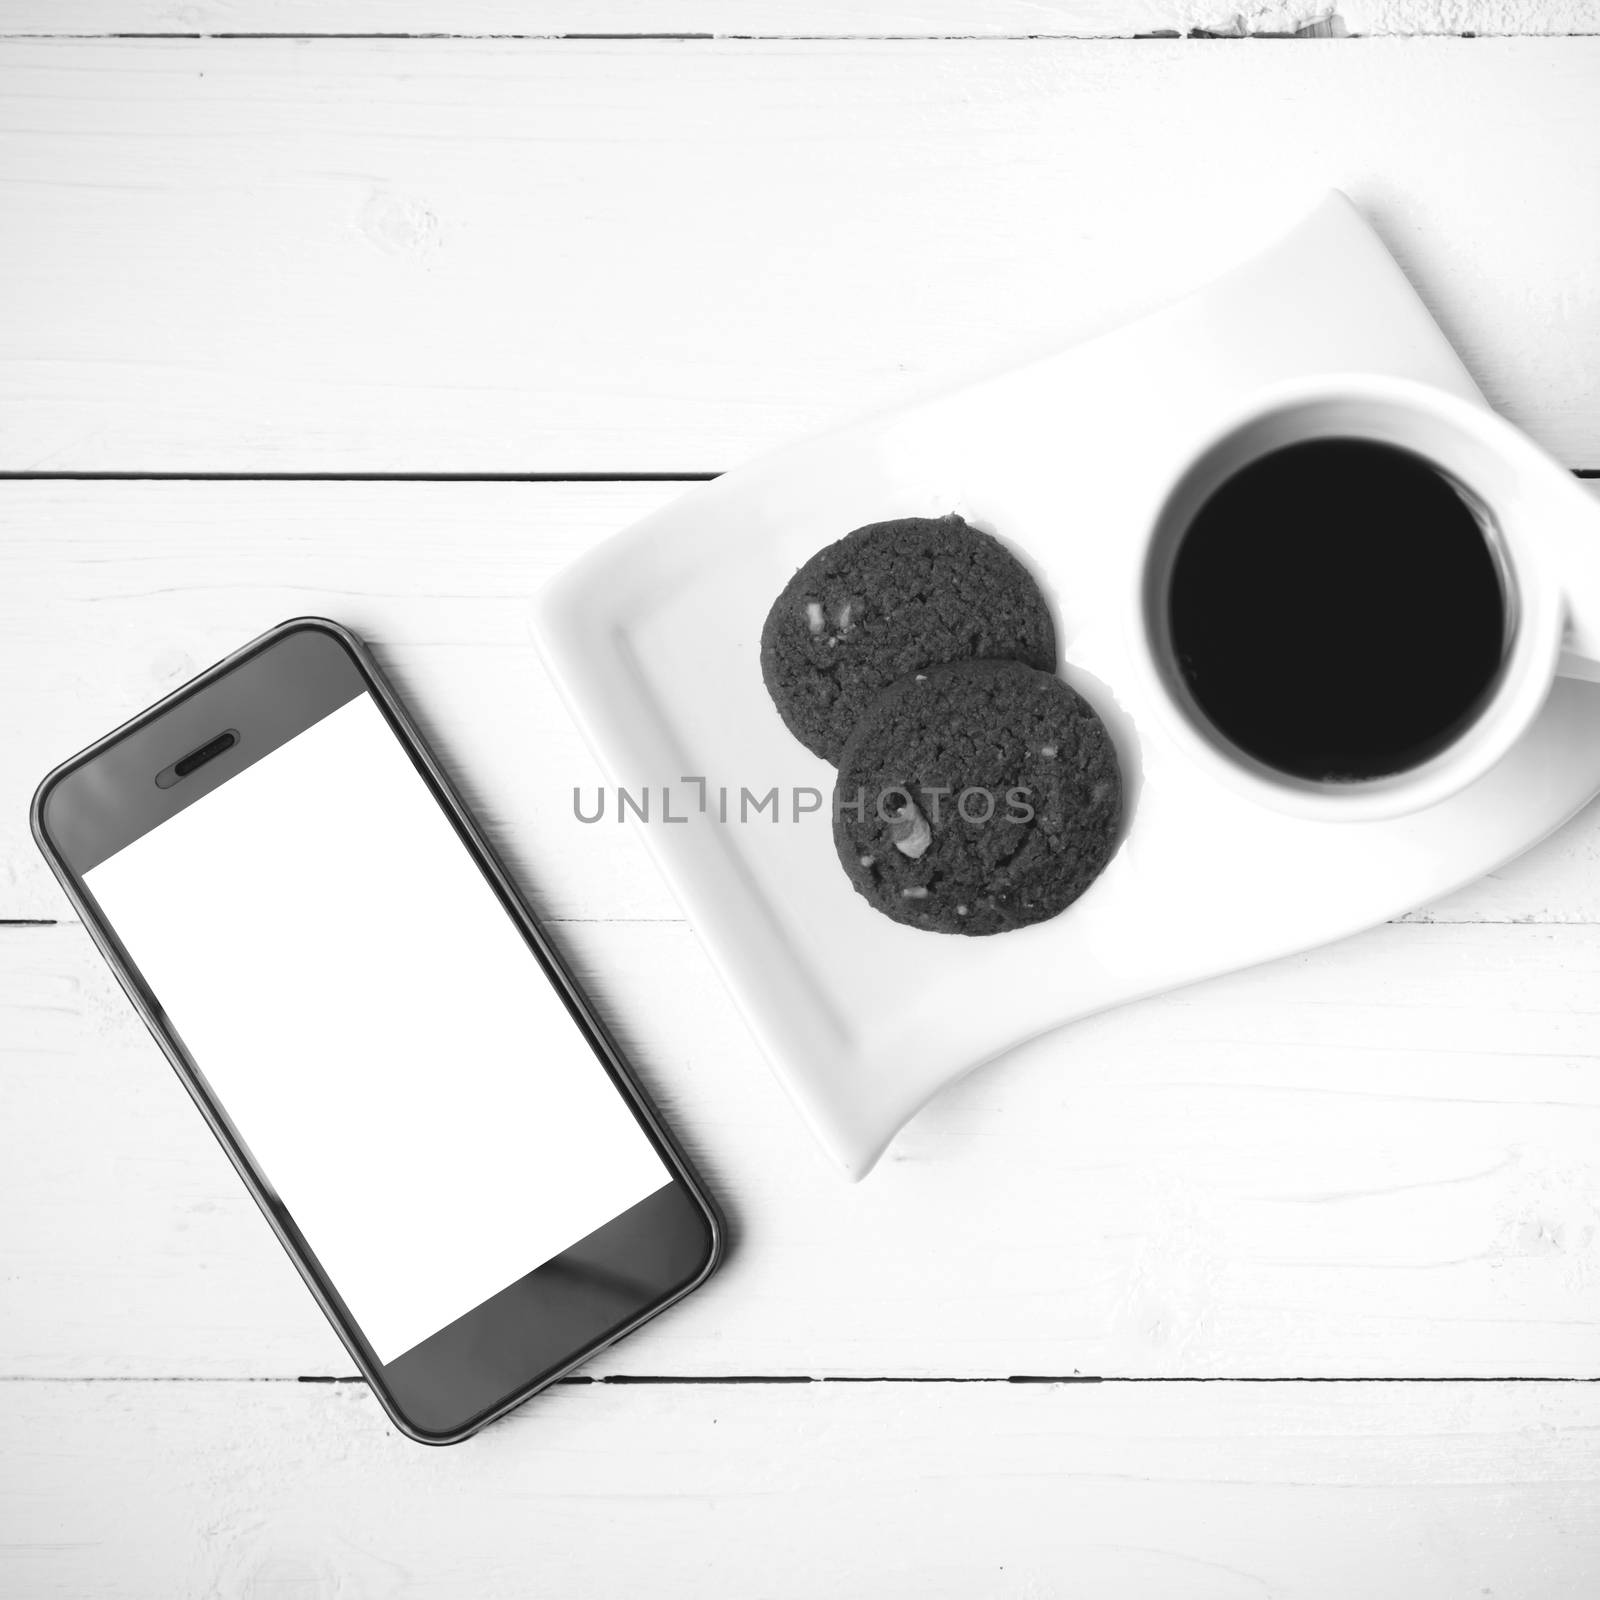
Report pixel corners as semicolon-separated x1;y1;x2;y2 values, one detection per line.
7;25;1600;1594
5;2;1598;38
7;917;1600;1379
8;479;1600;926
4;1380;1599;1599
2;39;1599;473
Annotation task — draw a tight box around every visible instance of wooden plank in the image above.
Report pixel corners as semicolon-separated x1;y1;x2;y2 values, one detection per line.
5;2;1598;39
7;479;1600;927
2;39;1599;473
7;918;1600;1379
3;1379;1597;1598
0;479;686;923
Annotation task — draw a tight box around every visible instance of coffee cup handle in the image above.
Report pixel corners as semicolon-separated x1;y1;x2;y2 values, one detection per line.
1558;648;1600;685
1549;474;1600;684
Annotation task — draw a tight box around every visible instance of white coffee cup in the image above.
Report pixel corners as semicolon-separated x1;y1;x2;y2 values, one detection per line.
1135;373;1600;823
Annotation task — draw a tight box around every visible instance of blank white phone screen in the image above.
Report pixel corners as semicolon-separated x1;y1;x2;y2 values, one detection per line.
84;693;672;1364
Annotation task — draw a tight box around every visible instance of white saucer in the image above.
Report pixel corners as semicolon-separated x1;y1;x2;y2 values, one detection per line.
533;193;1600;1180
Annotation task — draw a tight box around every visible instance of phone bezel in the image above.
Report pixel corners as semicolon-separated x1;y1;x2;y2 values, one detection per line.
31;617;723;1445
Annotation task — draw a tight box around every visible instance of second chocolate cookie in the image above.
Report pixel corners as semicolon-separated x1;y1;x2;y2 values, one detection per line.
834;660;1122;935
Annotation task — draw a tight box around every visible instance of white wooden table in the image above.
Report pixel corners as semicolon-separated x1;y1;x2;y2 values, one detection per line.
4;6;1600;1595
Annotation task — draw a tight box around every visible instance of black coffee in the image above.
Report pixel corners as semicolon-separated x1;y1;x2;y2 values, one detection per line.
1166;438;1505;782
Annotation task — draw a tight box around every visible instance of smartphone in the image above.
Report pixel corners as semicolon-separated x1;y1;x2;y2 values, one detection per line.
31;618;721;1444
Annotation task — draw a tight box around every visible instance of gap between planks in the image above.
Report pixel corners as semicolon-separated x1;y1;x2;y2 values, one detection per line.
7;29;1599;42
2;1373;1594;1384
13;914;1600;927
6;0;1600;42
0;471;722;484
1;469;1594;480
0;34;1384;43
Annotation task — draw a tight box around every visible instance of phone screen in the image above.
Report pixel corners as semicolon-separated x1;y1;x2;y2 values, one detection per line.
83;690;673;1365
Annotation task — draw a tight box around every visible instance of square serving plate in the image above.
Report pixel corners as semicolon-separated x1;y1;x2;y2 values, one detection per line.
533;193;1600;1179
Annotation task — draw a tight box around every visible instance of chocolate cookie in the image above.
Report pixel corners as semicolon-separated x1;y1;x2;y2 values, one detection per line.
760;514;1056;763
834;660;1121;936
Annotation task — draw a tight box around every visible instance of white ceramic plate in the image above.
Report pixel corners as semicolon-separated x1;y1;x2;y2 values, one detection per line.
534;193;1600;1179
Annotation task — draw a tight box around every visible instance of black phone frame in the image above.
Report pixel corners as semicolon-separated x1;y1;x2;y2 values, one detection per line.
30;617;723;1444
